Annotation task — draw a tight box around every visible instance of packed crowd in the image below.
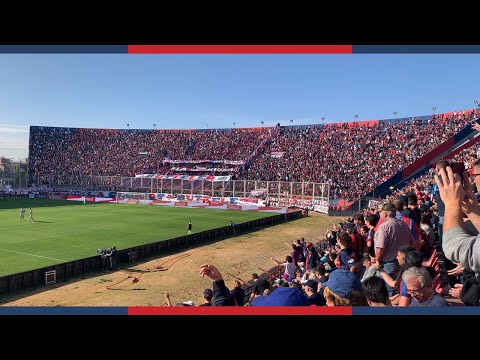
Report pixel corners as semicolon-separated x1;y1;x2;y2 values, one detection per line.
25;110;480;307
178;157;480;307
171;154;480;307
391;140;480;201
28;127;272;184
244;109;479;199
28;108;480;201
171;200;453;307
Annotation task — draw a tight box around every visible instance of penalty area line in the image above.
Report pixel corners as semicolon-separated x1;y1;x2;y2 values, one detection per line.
0;248;65;262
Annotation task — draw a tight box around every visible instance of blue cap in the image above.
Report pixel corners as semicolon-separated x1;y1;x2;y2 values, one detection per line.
324;269;361;298
251;287;309;306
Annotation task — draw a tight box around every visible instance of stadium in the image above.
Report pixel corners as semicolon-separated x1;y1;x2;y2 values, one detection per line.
1;49;479;310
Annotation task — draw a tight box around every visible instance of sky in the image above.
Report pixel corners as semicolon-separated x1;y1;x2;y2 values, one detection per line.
0;53;479;160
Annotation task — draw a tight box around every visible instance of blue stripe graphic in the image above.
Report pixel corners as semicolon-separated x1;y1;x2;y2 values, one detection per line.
0;45;127;53
0;307;128;315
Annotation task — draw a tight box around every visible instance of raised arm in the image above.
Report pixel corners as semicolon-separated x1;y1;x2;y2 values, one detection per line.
436;167;480;274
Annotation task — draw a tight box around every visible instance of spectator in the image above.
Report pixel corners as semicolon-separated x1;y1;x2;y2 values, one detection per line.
402;266;448;306
337;232;357;271
229;220;236;234
250;273;271;301
199;288;213;306
291;243;305;265
303;279;326;306
374;202;415;295
434;160;449;244
362;276;392;306
271;255;296;281
109;246;118;270
305;242;319;270
251;286;310;306
364;214;379;256
420;214;435;257
436;166;480;305
28;108;480;199
392;198;422;248
436;166;480;277
230;280;246;306
360;254;379;282
403;195;421;227
314;264;329;284
199;264;234;306
378;248;420;306
323;269;362;306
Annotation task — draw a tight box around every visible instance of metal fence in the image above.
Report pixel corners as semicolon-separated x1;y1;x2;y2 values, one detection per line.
37;176;330;203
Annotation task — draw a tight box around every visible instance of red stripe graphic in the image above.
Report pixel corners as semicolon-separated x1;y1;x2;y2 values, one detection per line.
128;306;352;315
128;45;352;54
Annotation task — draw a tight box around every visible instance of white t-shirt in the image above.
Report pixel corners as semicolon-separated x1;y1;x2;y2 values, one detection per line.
284;262;297;280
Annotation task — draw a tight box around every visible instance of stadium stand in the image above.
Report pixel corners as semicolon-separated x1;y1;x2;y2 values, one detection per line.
28;108;479;203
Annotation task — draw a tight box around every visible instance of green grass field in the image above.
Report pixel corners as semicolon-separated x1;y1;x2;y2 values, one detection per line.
0;198;274;277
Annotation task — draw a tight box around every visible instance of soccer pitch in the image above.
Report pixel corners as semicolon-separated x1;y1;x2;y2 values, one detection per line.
0;199;274;277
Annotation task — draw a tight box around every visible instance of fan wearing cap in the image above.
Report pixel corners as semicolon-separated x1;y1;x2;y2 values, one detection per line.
323;269;362;306
375;201;421;251
373;202;415;296
303;279;326;306
251;286;310;306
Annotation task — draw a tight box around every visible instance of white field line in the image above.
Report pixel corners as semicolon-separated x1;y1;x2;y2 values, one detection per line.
0;248;65;262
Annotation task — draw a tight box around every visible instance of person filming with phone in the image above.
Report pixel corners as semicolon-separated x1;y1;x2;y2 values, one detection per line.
435;163;480;305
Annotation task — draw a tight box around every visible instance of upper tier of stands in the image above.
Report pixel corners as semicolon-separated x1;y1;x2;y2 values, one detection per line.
28;108;479;199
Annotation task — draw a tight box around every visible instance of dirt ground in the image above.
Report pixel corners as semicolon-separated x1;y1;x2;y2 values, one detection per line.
0;213;343;306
